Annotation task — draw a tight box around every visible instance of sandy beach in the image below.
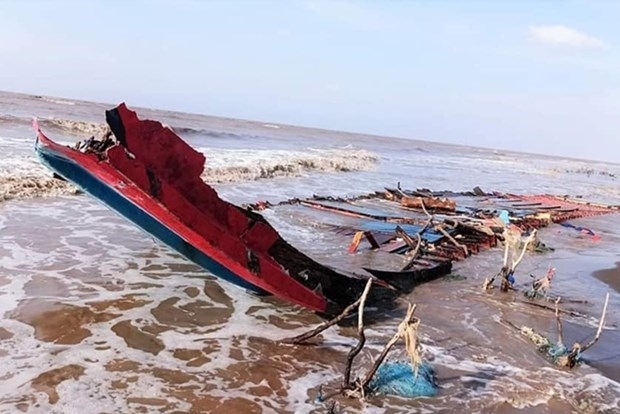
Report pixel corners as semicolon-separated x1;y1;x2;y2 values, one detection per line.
1;92;619;413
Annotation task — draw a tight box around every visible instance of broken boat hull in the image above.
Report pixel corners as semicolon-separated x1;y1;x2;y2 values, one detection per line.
34;128;263;294
34;106;416;316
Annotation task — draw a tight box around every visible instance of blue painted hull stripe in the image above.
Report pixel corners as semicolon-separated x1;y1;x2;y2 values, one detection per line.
35;143;263;293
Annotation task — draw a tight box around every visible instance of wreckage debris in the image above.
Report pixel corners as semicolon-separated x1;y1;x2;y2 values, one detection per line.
507;293;609;368
286;280;437;405
368;361;437;398
35;105;411;317
524;266;556;300
400;195;456;212
33;103;620;327
484;228;538;292
252;186;609;296
247;186;619;286
30;104;619;412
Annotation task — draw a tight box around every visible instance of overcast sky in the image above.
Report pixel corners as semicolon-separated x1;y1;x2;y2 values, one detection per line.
0;0;617;161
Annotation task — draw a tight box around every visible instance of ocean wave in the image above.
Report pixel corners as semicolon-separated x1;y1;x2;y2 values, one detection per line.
38;118;110;137
0;115;109;137
170;126;265;140
0;147;378;202
553;166;618;179
0;172;80;203
35;96;76;105
200;147;379;183
0;114;25;125
0;113;257;141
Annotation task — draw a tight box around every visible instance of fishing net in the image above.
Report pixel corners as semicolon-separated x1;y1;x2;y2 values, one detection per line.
520;326;581;366
368;361;438;398
367;312;438;398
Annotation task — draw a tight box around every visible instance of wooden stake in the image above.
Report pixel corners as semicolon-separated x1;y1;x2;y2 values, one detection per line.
511;230;537;270
581;292;610;353
502;229;510;267
343;278;373;388
555;297;563;345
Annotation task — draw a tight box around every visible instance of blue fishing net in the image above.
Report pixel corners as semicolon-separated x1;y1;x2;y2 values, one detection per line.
551;344;581;364
547;343;569;358
538;342;581;366
368;361;438;398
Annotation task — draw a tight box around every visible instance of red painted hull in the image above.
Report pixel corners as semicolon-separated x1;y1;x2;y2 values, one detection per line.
35;105;376;314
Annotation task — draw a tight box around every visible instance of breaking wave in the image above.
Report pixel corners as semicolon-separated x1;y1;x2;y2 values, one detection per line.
200;147;379;183
38;118;110;137
0;114;109;137
0;146;378;203
0;172;80;203
0;114;24;125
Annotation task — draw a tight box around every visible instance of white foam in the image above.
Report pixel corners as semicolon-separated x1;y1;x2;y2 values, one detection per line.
2;101;620;412
200;146;378;183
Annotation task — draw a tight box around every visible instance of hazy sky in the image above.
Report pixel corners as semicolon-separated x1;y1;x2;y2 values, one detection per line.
0;1;617;161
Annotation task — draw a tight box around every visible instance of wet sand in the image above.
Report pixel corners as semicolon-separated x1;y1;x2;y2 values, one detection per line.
2;91;620;413
1;200;618;413
594;262;620;293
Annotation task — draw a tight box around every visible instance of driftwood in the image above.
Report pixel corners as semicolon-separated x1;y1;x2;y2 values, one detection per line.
483;229;537;291
336;303;422;400
343;279;373;388
395;226;419;250
552;292;609;368
409;199;467;257
555;298;563;345
419;198;433;220
302;292;428;404
521;300;586;318
280;279;373;344
401;233;422;271
580;292;609;353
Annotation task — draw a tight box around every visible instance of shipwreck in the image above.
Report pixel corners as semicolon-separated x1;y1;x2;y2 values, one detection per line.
34;104;620;317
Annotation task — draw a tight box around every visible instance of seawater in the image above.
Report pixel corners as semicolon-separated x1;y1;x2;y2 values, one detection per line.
0;91;619;413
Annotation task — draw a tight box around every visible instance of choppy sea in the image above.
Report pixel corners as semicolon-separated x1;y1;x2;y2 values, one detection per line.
1;90;619;413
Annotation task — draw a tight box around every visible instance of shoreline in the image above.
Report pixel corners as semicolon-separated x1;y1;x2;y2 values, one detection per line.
593;262;620;293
